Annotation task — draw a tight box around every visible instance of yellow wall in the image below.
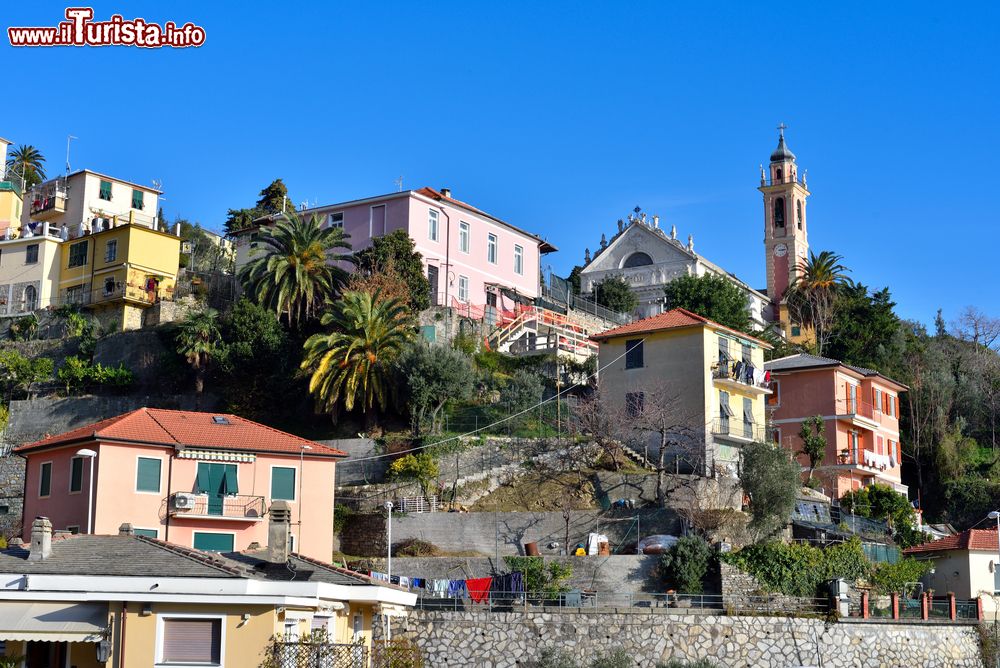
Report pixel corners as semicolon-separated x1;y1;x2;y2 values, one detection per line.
0;188;22;231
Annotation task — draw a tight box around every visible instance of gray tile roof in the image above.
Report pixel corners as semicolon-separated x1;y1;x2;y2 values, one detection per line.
764;353;879;377
0;535;243;578
220;551;378;586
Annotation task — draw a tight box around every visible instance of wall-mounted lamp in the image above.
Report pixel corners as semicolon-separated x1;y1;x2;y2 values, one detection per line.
96;638;111;663
242;613;251;622
140;603;152;616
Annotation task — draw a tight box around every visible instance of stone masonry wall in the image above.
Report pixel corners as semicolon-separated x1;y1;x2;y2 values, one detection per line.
377;609;982;668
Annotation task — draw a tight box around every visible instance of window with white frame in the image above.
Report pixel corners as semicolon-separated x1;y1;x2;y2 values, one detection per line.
428;210;439;241
159;616;222;665
457;275;469;302
514;244;523;275
327;212;344;230
459;221;470;253
487;233;497;264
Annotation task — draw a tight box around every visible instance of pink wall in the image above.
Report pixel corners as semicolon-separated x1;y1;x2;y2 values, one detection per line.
21;442;337;561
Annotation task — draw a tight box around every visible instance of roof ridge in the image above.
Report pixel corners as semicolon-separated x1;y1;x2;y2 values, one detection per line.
291;552;407;590
134;535;248;576
138;408;182;446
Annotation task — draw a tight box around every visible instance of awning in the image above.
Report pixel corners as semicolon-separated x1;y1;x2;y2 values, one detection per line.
0;602;108;642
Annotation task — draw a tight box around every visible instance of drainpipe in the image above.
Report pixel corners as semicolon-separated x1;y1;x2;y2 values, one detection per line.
119;602;128;668
164;452;175;542
439;204;451;306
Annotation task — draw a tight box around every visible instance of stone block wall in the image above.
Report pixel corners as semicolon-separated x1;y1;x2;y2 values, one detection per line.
0;456;25;538
376;609;982;667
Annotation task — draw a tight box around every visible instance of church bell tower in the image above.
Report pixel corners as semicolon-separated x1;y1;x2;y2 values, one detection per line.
759;124;810;322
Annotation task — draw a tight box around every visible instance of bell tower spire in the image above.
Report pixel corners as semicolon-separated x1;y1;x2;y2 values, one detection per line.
760;124;810;325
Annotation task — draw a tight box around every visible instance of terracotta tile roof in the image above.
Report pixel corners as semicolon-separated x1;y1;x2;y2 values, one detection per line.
591;308;771;347
15;408;347;458
904;528;1000;554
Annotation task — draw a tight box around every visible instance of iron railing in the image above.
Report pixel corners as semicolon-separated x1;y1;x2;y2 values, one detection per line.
169;493;265;519
264;641;367;668
712;364;771;390
711;418;767;442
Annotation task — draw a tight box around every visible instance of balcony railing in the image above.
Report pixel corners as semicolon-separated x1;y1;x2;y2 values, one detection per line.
169;494;265;519
0;180;21;197
711;418;766;442
835;399;897;429
62;282;174;308
712;363;771;393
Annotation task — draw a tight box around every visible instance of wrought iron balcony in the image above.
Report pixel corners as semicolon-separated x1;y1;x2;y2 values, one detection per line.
168;493;265;520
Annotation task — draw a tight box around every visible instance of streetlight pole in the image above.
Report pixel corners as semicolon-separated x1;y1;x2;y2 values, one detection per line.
76;449;97;534
989;510;1000;625
385;501;394;578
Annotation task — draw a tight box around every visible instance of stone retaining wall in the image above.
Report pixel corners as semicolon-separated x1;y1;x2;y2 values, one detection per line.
377;609;982;667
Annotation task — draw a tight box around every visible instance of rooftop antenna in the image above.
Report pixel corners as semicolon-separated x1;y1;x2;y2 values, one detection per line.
394;176;404;192
65;134;78;175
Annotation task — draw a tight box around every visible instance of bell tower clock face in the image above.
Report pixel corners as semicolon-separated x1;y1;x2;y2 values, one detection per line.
773;243;788;257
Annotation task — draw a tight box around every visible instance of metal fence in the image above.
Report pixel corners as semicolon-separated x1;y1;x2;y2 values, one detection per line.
264;641;367;668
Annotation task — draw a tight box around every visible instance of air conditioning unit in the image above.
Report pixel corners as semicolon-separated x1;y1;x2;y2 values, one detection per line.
172;493;197;510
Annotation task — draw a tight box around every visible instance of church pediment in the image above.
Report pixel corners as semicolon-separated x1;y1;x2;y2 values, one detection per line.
581;222;695;274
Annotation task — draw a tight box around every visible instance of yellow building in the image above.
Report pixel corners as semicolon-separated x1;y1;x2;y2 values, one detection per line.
592;308;772;477
58;212;181;331
0;222;63;316
0;133;23;235
0;517;415;668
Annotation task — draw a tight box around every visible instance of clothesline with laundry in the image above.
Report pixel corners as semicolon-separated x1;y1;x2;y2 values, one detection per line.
367;570;526;603
717;357;770;387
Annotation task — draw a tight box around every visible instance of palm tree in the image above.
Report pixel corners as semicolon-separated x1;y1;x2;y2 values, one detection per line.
301;291;413;426
238;213;353;328
785;250;850;355
176;307;221;407
5;145;46;189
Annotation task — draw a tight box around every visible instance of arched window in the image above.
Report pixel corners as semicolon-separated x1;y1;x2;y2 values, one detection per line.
23;285;37;312
773;198;785;228
775;168;783;183
622;252;653;268
797;200;803;230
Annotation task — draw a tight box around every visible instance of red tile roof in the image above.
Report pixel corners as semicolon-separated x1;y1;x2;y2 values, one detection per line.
15;408;347;457
904;528;1000;554
591;308;771;347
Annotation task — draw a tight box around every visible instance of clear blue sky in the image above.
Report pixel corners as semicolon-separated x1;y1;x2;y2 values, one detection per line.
3;1;997;325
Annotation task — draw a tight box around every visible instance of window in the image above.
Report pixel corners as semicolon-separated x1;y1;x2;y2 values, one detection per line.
775;168;783;182
743;397;754;438
766;380;780;406
105;239;117;262
23;285;37;311
104;277;116;297
719;391;733;431
849;431;860;463
459;221;470;253
271;467;296;501
69;456;84;493
718;336;730;365
791;325;801;337
487;233;497;264
66;526;79;534
328;212;344;230
134;528;158;538
876;435;884;455
624;339;643;369
66;285;84;305
136;457;162;493
428;210;439;241
741;342;752;364
39;462;52;497
25;244;38;264
874;389;883;413
457;275;469;302
623;252;653;268
514;244;524;275
625;392;644;418
796;200;803;229
159;616;222;664
99;180;112;201
131;189;144;210
192;533;235;553
68;240;88;268
195;463;238;495
773;197;785;228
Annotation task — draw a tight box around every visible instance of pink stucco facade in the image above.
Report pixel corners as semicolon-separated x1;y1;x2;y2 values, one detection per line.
236;188;547;309
21;441;337;561
768;365;908;501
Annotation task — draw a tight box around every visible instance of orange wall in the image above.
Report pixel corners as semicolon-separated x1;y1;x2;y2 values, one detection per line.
21;441;337;561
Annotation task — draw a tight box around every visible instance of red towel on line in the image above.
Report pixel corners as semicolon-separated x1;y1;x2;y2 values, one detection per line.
466;577;493;604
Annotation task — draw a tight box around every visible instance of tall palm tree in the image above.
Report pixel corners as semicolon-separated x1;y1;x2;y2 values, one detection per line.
239;213;353;327
301;291;413;426
785;250;850;355
176;307;221;407
5;145;46;189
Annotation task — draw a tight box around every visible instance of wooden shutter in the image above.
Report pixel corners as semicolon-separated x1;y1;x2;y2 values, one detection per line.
136;458;161;492
222;465;239;495
161;618;221;663
70;457;84;493
39;462;51;496
271;467;296;501
195;463;212;493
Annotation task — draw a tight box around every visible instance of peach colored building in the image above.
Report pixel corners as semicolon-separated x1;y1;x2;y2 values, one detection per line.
15;408;346;561
765;353;908;500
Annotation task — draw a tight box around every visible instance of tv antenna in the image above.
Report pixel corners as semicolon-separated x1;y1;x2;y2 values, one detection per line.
394;176;404;192
65;135;78;174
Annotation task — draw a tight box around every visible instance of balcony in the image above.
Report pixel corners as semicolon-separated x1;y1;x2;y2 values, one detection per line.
62;282;174;309
168;493;265;521
712;364;772;396
711;418;767;444
29;186;68;220
0;180;21;197
834;399;893;431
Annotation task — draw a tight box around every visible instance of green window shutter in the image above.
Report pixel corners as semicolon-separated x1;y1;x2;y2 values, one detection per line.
271;467;296;501
195;463;212;493
39;463;51;497
133;528;157;538
99;180;112;200
193;532;235;552
70;457;84;493
136;458;161;492
132;189;144;209
223;464;239;495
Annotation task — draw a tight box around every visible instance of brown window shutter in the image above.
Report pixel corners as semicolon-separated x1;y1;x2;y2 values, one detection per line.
162;618;221;663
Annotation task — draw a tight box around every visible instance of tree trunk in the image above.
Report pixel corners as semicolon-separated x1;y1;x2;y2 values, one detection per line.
656;430;667;507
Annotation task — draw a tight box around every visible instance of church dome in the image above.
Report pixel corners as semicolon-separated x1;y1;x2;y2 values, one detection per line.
770;134;796;162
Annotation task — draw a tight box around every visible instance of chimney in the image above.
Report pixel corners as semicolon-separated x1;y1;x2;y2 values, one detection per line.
28;517;53;562
174;222;181;237
267;500;292;563
440;187;451;198
118;523;135;536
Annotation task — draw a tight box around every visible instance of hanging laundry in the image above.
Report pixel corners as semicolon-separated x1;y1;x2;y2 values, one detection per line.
491;572;526;597
466;577;493;604
398;576;409;588
390;575;400;586
429;579;449;598
411;578;425;590
447;579;467;598
369;571;391;583
764;370;771;383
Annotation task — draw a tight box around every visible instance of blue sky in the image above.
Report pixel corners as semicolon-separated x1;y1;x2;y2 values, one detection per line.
3;1;997;325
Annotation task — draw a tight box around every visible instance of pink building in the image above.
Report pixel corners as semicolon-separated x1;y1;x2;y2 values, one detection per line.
15;408;346;561
234;187;556;310
765;354;909;500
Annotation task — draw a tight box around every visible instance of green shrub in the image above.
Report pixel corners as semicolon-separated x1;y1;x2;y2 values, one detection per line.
503;556;572;598
591;649;631;668
870;557;931;595
532;648;577;668
660;536;713;593
386;453;439;495
333;504;352;535
721;537;870;598
8;315;37;341
58;357;134;394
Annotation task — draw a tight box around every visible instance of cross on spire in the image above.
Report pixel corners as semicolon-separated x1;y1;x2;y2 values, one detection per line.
777;122;787;138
